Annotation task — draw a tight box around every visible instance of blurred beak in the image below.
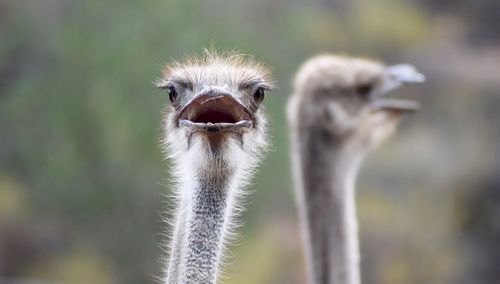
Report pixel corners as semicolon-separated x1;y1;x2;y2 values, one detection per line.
371;64;425;115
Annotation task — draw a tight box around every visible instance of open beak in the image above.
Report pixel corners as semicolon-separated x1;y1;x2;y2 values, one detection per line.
176;94;254;133
371;64;425;113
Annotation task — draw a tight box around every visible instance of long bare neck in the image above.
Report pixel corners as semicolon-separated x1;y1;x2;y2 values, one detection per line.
166;156;243;284
291;125;364;284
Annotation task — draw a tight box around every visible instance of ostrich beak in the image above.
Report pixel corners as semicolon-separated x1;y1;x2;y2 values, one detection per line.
176;93;254;133
386;64;425;84
371;64;425;113
371;99;420;113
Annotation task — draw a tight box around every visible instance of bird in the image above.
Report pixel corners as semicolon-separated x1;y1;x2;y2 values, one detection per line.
156;50;273;284
287;54;424;284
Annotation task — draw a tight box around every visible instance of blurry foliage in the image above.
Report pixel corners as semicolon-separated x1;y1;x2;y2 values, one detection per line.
456;173;500;284
0;175;30;219
287;0;432;56
417;0;500;44
28;246;116;284
1;0;499;283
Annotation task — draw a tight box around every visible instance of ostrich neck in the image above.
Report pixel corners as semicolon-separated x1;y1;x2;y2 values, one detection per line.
166;158;239;284
293;127;364;284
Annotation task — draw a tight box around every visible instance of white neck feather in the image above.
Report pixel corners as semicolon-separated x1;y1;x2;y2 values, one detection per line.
164;136;263;284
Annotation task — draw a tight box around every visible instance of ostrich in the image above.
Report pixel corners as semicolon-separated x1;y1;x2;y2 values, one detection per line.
156;51;273;284
287;55;424;284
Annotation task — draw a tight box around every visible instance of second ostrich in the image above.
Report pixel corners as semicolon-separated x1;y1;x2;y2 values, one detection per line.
288;55;424;284
157;51;273;284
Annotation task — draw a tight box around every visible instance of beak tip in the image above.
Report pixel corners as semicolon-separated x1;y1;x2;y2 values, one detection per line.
372;99;420;113
387;64;426;84
413;73;426;83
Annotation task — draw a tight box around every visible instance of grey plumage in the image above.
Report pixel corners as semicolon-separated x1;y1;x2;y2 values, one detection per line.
288;55;424;284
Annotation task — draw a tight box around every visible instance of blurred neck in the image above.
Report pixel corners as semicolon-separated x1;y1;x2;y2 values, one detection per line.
292;127;364;284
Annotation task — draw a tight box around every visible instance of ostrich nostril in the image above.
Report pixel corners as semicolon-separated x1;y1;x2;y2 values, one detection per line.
206;125;220;132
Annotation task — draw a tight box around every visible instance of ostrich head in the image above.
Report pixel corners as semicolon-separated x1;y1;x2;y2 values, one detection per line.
291;54;424;152
157;51;273;168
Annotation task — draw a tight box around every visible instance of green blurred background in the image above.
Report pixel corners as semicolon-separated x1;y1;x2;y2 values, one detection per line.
1;0;499;283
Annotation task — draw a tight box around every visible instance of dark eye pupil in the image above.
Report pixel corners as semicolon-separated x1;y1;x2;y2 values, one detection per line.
254;88;265;104
168;86;177;103
357;84;372;98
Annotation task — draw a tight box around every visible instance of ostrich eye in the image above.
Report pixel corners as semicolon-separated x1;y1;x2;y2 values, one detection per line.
167;85;178;103
253;87;265;104
356;84;373;98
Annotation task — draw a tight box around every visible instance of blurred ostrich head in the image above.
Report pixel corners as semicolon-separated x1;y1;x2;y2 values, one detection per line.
291;54;425;151
288;54;425;284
